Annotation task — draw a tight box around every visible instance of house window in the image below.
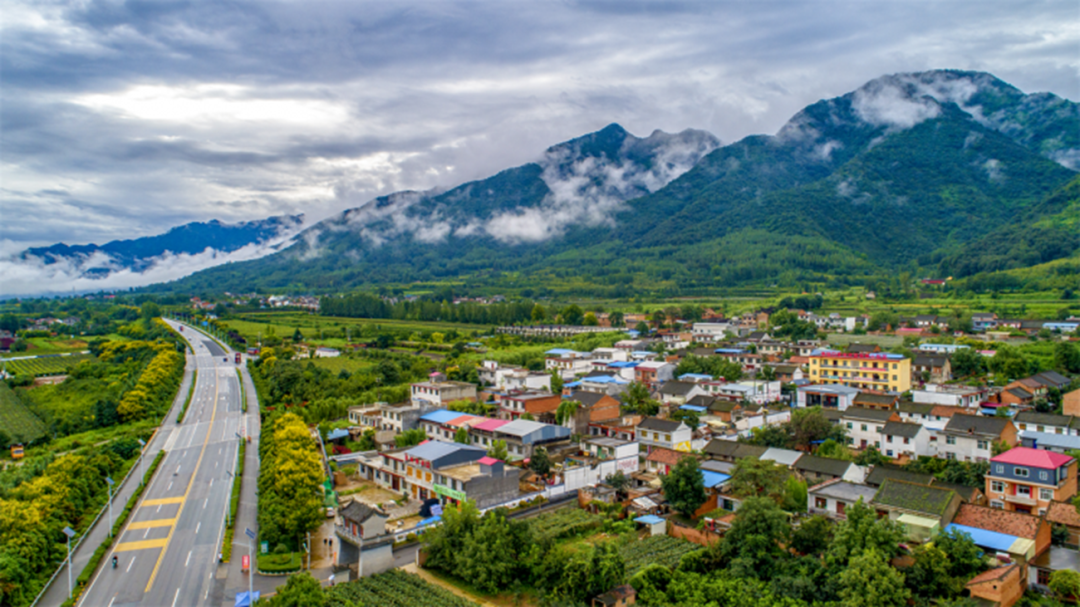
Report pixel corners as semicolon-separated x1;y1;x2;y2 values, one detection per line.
887;435;894;443
1037;568;1052;586
1040;488;1053;501
861;424;868;431
995;465;1004;473
815;497;827;509
886;450;894;457
836;502;846;515
977;441;988;450
1017;485;1032;497
945;452;956;460
990;500;1003;509
846;422;853;430
1014;467;1029;478
946;436;956;445
1039;471;1048;481
991;481;1005;493
903;437;910;445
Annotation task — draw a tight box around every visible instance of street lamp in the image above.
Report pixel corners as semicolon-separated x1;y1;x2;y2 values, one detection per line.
137;439;147;485
62;526;76;598
105;477;115;537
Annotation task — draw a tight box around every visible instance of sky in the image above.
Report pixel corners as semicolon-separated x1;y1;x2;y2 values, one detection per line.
1;0;1078;254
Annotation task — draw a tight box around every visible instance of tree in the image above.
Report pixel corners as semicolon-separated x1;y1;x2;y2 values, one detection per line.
781;476;807;513
816;439;854;461
555;399;581;426
854;446;891;466
789;407;838;450
950;348;985;378
549;370;563;394
904;544;958;599
529;447;552;478
661;456;707;518
583;312;599;326
1053;341;1080;373
531;304;547;322
1048;569;1080;602
838;549;911;607
718;496;790;580
827;499;905;567
623;381;660;416
605;470;630;495
394;428;426;448
634;321;650;335
729;457;787;501
791;515;833;555
488;439;508;461
453;427;470;444
562;305;585;326
669;408;700;429
266;571;326;607
520;412;535;421
609;311;624;327
140;301;161;324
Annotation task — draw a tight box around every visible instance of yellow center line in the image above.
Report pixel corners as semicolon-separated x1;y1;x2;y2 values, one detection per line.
141;497;185;507
114;538;170;552
127;518;177;530
145;363;219;593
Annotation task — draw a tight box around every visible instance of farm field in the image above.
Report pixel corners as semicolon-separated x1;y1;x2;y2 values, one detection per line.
309;357;375;375
3;353;95;377
527;508;604;544
229;312;490;336
0;382;46;445
326;569;478;607
619;534;699;577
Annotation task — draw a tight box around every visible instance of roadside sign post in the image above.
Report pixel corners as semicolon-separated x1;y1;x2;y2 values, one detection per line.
245;528;256;600
106;477;115;537
62;526;76;598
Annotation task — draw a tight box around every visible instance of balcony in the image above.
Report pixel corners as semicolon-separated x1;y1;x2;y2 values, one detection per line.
1003;493;1038;506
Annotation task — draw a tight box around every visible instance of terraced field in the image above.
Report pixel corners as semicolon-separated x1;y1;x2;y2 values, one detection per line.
0;382;46;444
4;353;94;377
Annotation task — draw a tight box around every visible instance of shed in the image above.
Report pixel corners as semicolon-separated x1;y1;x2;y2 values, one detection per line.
633;515;667;536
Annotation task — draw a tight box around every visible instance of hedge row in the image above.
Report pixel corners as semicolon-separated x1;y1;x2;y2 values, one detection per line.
61;449;166;607
221;440;245;563
176;369;197;424
236;369;246;413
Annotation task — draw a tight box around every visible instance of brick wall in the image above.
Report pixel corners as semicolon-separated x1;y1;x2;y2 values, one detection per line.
667;521;722;548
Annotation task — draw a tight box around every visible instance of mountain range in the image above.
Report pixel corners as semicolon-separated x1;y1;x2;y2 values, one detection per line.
18;70;1080;297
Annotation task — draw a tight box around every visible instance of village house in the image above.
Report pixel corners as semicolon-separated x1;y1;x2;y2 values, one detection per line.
334;501;395;576
1013;411;1079;436
912;384;989;408
410;380;477;408
808;350;912;392
634;361;676;387
496;392;562;421
432;456;520;510
808;479;878;520
912;354;951;383
796;384;860;410
491;418;572;460
984;447;1077;516
702;439;767;463
879;420;934;459
947;504;1051;576
940;414;1017;463
840;407;901;450
635;417;693;453
870;479;963;542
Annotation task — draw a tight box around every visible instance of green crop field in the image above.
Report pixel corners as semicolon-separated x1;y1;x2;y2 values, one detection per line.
4;353;95;377
309;357;375;374
0;382;46;444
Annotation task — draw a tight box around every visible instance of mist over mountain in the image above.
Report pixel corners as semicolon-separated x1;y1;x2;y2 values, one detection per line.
10;70;1078;298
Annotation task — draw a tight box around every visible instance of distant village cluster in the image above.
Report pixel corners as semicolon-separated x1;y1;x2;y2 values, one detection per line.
315;305;1080;601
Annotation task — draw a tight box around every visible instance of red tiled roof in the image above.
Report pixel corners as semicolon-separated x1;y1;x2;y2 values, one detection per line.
951;504;1042;540
645;448;682;467
929;405;967;418
1046;501;1080;528
990;447;1074;469
966;564;1018;587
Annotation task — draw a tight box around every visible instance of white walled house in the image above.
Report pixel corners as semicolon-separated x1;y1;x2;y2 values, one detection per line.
808;479;878;520
879;421;935;459
562;437;640;492
841;408;899;450
635;417;693;452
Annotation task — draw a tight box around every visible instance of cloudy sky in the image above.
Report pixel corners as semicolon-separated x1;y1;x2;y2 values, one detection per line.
2;0;1077;252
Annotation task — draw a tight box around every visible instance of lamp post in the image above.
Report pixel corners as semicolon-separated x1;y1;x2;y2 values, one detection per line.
105;477;115;537
62;526;76;598
137;438;147;484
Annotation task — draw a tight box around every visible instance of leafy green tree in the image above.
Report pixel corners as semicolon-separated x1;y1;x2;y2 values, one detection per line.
669;408;700;429
1053;341;1080;373
950;348;984;377
729;457;787;502
609;311;624;327
1049;569;1080;602
455;509;531;593
635;321;649;335
266;571;326;607
789;407;839;450
520;412;536;421
453;427;470;444
529;447;552;478
583;312;599;326
530;303;547;322
555;400;582;426
816;439;854;461
661;456;707;518
623;381;660;415
487;439;509;461
781;476;807;513
394;428;427;448
562;305;585;326
827;499;905;567
934;527;987;580
838;549;910;607
605;470;630;495
745;424;790;448
791;515;833;555
718;496;790;580
549;370;563;394
904;544;957;599
854;446;891;466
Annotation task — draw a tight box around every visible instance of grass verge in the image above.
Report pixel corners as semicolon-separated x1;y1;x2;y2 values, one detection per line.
176;369;197;423
236;369;246;413
221;440;245;563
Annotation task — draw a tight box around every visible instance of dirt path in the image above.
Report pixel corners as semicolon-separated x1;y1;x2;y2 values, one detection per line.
401;564;502;607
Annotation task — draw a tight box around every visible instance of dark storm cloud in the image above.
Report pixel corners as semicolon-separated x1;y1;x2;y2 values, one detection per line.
1;0;1077;254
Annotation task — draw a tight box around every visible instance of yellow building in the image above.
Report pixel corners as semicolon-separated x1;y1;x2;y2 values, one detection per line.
809;350;911;393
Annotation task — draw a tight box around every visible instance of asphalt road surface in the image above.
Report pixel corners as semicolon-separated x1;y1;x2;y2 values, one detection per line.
78;322;248;607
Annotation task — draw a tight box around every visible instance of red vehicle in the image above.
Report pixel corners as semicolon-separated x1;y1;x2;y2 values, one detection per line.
179;326;184;332
235;352;242;364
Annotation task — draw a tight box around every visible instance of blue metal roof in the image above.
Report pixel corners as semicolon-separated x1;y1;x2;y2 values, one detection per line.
583;375;628;384
608;361;640;368
714;348;745;354
700;470;731;488
634;515;664;525
678;373;712;381
944;524;1018;552
679;405;708;413
546;348;577;355
325;428;351;441
563;381;582;388
420;409;463;424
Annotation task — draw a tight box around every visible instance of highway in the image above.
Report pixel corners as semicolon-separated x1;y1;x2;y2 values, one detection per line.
78;321;249;607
